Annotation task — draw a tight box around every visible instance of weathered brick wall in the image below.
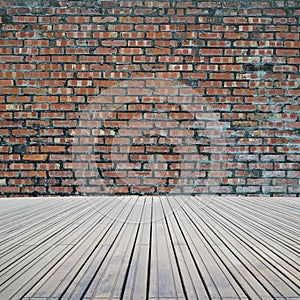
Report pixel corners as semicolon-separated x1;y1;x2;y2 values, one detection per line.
0;0;299;197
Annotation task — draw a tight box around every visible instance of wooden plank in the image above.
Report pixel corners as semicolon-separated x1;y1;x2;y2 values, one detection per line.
59;196;139;299
0;244;74;299
201;196;299;255
190;195;300;298
94;197;143;299
148;196;185;299
222;196;300;233
122;196;151;299
203;197;300;289
161;195;209;299
0;198;88;253
0;197;110;298
0;200;96;274
25;196;129;299
171;195;251;299
0;197;78;230
203;196;300;263
0;195;299;300
0;200;69;241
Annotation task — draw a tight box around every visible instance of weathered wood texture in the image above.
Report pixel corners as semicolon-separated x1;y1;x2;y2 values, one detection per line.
0;196;299;299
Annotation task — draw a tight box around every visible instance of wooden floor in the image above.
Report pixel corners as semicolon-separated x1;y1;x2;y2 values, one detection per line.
0;196;299;300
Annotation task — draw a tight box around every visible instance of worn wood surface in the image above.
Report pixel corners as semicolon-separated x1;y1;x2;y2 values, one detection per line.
0;196;299;299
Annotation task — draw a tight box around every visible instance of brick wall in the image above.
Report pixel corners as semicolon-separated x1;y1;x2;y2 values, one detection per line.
0;0;299;197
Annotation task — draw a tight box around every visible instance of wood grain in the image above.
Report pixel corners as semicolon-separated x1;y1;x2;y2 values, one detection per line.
0;196;299;299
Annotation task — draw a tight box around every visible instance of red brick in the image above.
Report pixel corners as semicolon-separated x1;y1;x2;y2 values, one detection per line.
51;56;77;63
0;186;20;193
223;17;247;23
200;48;223;55
13;16;37;23
130;186;155;193
49;187;73;193
0;2;299;197
103;186;129;194
12;129;37;136
10;163;34;170
276;49;299;56
41;146;67;153
26;120;50;128
66;16;90;23
146;146;170;153
23;154;48;161
0;154;20;161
